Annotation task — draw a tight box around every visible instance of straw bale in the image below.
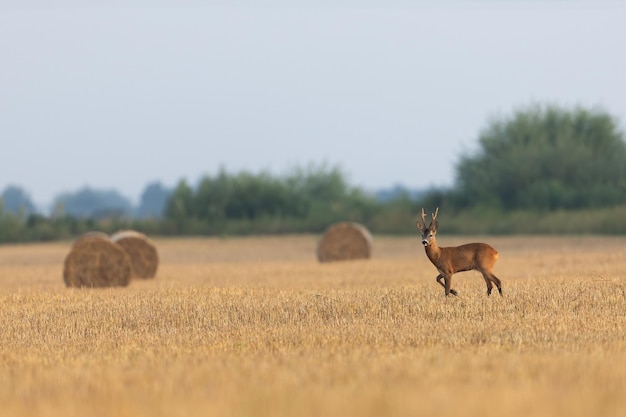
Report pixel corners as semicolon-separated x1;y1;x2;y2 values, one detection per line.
63;234;132;288
317;222;373;263
71;231;110;246
111;230;159;279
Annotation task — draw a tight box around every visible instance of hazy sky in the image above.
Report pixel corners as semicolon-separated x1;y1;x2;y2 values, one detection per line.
2;1;625;207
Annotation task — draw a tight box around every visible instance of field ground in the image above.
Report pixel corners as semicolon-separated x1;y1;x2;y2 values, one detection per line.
0;235;625;417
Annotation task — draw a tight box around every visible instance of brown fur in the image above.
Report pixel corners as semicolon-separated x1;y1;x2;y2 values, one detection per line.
417;208;502;296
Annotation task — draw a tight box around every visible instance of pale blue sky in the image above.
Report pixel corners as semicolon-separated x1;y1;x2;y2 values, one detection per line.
2;1;625;208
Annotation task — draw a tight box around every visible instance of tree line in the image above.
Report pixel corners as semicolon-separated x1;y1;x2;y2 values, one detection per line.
1;104;626;243
1;182;171;220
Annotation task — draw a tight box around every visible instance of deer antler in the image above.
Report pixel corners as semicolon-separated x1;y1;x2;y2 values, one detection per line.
427;207;439;229
417;208;427;230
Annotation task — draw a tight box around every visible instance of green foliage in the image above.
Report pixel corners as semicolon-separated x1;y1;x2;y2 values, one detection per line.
165;180;194;233
454;104;626;210
162;164;379;235
136;182;171;219
425;206;626;235
0;201;24;242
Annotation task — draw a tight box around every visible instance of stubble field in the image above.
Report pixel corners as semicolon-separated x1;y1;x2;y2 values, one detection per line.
0;235;625;417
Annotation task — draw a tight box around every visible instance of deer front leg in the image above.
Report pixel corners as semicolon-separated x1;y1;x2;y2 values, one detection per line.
436;274;458;296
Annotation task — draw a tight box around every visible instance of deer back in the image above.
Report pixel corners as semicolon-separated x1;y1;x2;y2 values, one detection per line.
438;243;498;274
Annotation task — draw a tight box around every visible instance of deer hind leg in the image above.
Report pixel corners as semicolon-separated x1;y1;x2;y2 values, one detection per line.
480;272;494;296
489;273;503;296
436;274;458;296
480;270;502;296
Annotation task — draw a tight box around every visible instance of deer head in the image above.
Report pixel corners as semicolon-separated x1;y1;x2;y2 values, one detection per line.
416;207;439;247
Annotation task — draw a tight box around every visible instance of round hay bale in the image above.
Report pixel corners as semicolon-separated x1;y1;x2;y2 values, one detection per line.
111;230;159;279
316;222;373;263
71;231;110;246
63;234;132;288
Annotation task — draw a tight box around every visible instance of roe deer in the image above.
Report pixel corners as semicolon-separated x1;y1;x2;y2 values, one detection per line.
416;208;502;297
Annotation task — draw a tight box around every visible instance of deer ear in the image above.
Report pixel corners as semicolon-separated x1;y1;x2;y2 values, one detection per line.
430;221;439;232
416;221;425;232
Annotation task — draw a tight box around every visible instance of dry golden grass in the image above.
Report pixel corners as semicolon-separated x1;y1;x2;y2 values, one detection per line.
0;235;624;417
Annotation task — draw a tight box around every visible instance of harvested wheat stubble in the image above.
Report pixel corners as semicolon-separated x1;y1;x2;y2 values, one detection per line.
317;222;373;263
111;230;159;279
63;233;132;288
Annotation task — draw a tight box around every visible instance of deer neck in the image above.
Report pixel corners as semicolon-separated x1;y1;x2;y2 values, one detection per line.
425;238;442;262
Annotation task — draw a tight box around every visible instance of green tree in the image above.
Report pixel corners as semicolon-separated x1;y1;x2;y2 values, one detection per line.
454;104;626;210
0;200;25;242
162;164;379;234
165;180;194;231
224;172;291;219
136;182;171;219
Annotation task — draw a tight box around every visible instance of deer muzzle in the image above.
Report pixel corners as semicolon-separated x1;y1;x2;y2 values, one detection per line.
421;239;429;247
